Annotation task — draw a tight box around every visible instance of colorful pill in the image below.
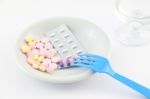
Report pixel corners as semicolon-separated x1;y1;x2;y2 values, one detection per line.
39;48;47;57
36;42;44;49
40;37;49;43
43;58;51;64
46;63;57;73
25;36;34;43
29;44;36;49
67;56;75;65
50;48;57;54
42;59;51;67
27;58;34;65
37;56;44;62
44;42;53;50
33;54;39;60
51;56;61;63
21;36;65;74
41;62;47;68
38;66;46;72
35;61;41;65
21;45;31;53
57;59;64;68
46;48;56;58
27;49;39;57
32;62;39;69
28;41;36;46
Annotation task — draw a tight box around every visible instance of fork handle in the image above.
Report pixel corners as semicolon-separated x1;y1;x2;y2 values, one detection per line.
111;73;150;98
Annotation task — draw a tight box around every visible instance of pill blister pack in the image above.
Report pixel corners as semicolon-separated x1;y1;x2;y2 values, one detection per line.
44;24;85;58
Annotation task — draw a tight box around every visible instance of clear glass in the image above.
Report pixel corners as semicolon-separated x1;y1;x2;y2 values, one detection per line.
115;0;150;46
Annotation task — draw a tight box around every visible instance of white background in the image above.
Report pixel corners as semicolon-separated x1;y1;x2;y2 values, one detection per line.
0;0;150;99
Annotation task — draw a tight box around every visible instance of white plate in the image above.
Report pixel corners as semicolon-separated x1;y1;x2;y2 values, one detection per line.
14;17;111;84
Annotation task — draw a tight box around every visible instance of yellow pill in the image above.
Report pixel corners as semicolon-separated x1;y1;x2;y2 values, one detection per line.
33;54;39;60
37;56;44;62
28;41;36;46
32;63;39;69
27;58;34;65
38;66;46;72
25;36;34;43
21;45;31;53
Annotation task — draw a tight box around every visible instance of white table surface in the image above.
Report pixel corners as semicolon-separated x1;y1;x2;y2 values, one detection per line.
0;0;150;99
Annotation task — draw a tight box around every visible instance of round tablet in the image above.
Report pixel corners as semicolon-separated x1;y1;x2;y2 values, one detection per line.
40;37;49;43
27;58;34;65
32;62;39;69
27;49;39;58
35;61;41;65
46;63;58;73
42;58;51;67
50;48;56;54
36;42;44;49
46;51;55;58
29;44;36;49
21;45;31;53
39;48;47;57
44;42;53;50
38;66;46;72
51;56;61;63
25;36;34;43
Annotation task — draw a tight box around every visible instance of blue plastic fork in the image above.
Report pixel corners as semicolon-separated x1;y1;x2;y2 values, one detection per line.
70;54;150;98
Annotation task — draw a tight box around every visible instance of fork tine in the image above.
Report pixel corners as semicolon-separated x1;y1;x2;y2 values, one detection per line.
70;63;91;68
79;54;101;59
75;57;99;62
73;59;94;65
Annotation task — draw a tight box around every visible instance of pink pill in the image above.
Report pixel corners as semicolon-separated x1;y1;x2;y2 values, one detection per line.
67;56;75;63
35;61;41;65
41;63;48;68
42;59;51;67
50;63;58;69
51;56;61;63
46;63;57;72
43;58;51;64
62;59;68;66
32;49;39;54
36;42;44;49
44;42;53;50
46;50;56;58
27;49;39;57
40;37;49;43
48;48;56;56
39;48;47;57
66;56;75;66
46;53;55;58
29;45;36;49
